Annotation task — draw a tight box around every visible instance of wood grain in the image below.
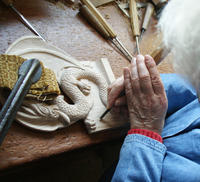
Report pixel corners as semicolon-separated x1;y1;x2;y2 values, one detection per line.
129;0;140;36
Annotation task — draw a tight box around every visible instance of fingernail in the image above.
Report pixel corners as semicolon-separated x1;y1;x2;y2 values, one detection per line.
145;54;151;58
144;55;150;62
123;68;129;78
131;57;136;65
137;55;144;61
145;55;152;61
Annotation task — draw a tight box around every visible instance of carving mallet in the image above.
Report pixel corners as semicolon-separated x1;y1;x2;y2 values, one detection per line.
0;59;42;145
129;0;140;54
80;0;133;62
1;0;46;41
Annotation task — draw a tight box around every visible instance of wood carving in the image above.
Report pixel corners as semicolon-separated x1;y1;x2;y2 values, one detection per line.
3;36;127;133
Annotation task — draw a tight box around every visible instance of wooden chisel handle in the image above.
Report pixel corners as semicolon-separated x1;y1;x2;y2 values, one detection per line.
80;0;116;38
142;3;154;31
79;5;110;39
151;46;170;65
129;0;140;37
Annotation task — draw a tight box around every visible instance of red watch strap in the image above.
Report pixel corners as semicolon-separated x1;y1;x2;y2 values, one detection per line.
128;129;163;143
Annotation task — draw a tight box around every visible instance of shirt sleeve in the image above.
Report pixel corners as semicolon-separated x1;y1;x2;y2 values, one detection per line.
111;134;167;182
160;73;197;116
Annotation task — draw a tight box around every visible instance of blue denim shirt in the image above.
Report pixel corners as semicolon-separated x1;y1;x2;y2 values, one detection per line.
112;74;200;182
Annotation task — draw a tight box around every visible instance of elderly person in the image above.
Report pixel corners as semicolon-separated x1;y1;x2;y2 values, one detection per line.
109;0;200;181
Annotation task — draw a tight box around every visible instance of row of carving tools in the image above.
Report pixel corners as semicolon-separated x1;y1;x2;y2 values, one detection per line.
1;0;167;62
78;0;166;61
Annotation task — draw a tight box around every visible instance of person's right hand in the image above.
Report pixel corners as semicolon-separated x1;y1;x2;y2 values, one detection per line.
123;55;168;134
107;55;168;134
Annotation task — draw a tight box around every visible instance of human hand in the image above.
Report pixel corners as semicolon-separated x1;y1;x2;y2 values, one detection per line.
123;55;168;134
107;76;126;109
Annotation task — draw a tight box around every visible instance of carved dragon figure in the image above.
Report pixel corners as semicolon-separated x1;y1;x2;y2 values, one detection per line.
2;36;110;132
15;64;108;132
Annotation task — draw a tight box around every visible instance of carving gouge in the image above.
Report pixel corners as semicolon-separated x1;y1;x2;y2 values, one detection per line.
140;2;154;39
80;0;133;62
0;59;42;145
129;0;140;54
1;0;46;41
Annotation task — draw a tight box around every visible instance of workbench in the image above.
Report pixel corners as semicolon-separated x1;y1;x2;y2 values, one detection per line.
0;0;174;173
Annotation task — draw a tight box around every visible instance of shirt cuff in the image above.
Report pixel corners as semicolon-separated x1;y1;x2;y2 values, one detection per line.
128;129;163;143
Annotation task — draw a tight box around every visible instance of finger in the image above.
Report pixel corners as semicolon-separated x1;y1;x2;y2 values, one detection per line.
111;106;120;114
107;76;124;109
107;85;112;94
136;55;154;95
123;67;134;110
107;77;123;94
119;106;129;116
114;95;126;107
130;57;140;94
144;55;165;95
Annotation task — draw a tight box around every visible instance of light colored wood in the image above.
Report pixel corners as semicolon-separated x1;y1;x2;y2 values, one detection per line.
142;2;154;30
90;0;114;7
4;36;126;134
80;0;116;38
129;0;140;37
151;45;170;65
100;58;115;84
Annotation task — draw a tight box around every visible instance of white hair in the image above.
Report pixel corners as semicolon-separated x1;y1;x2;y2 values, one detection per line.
158;0;200;90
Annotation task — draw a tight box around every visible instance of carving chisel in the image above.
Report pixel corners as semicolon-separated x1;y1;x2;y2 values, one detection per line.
1;0;46;41
129;0;140;54
80;0;133;62
140;2;154;39
100;90;124;120
0;59;42;145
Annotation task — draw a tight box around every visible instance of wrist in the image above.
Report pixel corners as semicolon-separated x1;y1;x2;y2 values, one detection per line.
130;122;164;135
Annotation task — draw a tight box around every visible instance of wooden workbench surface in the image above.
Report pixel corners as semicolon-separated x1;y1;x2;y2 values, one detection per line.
0;0;173;172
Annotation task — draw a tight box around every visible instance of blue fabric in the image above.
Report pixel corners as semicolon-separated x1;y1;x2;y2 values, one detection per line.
112;73;200;182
